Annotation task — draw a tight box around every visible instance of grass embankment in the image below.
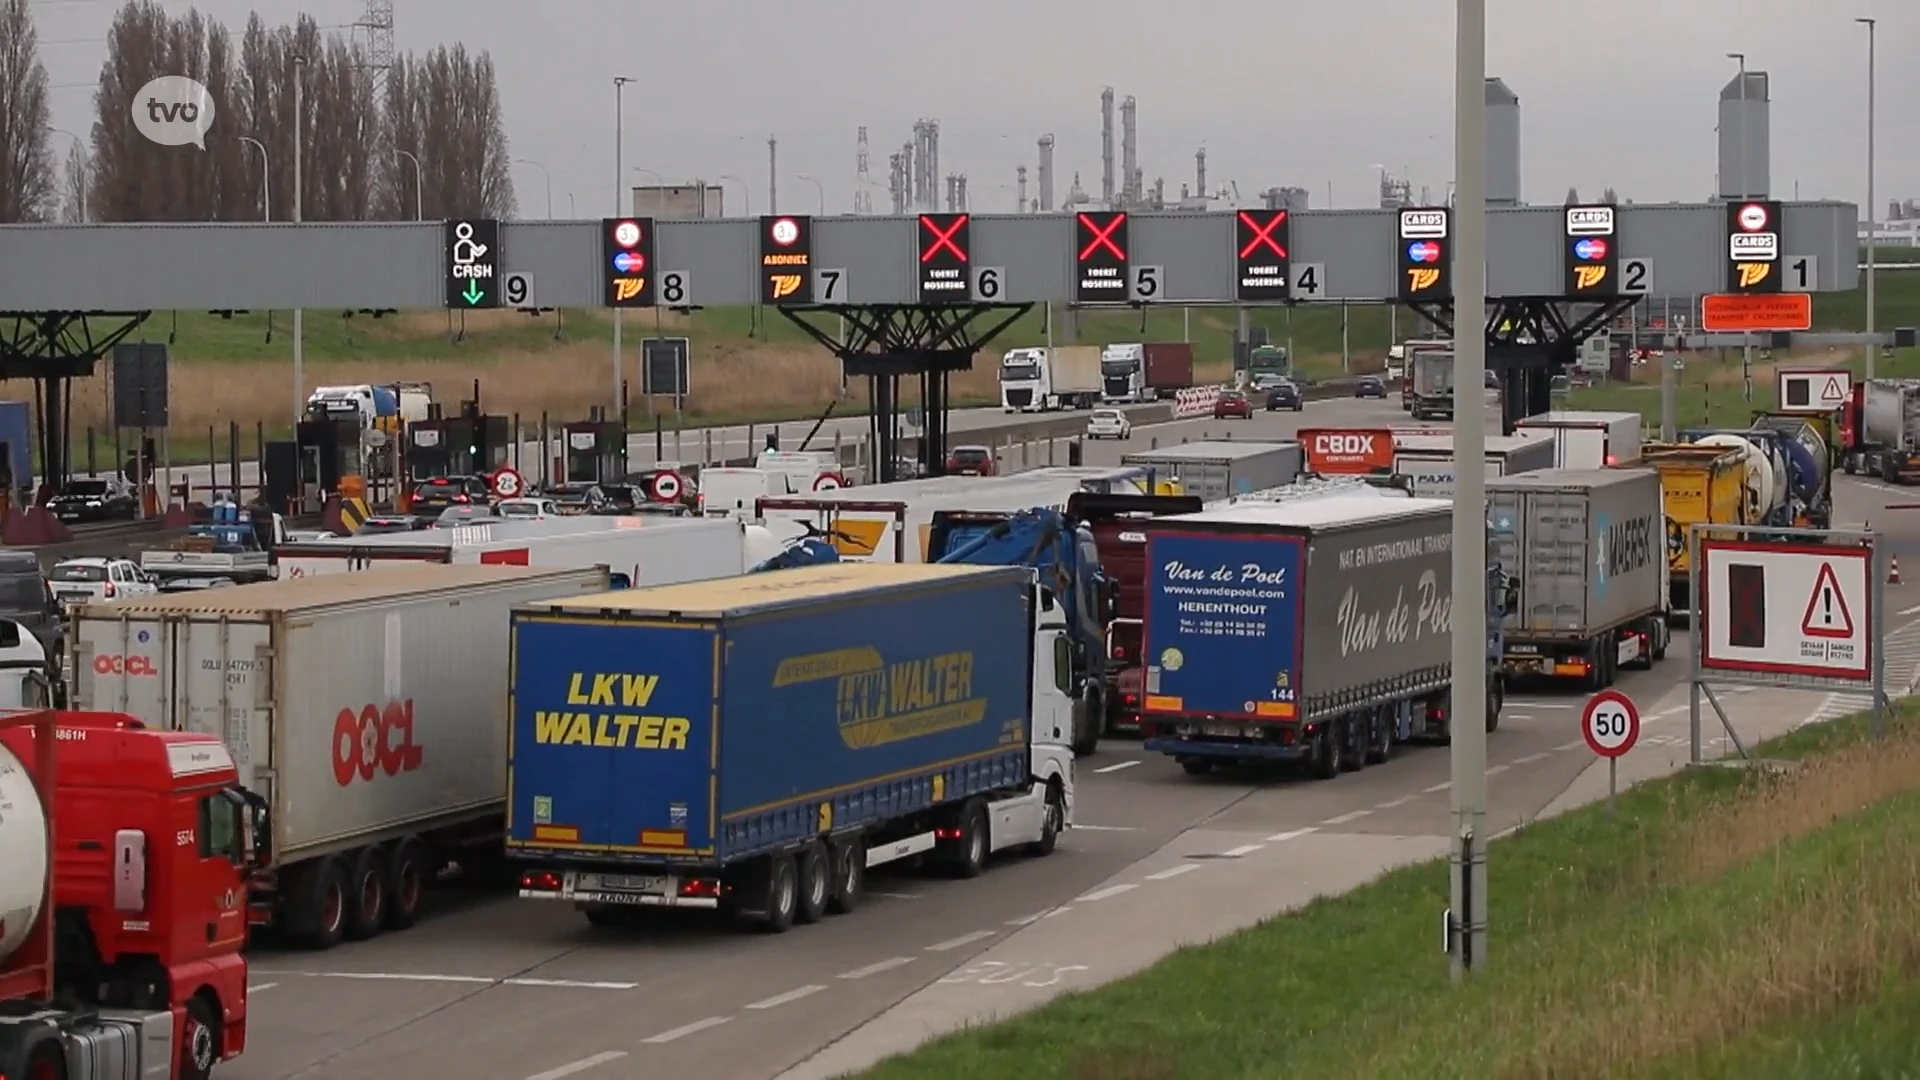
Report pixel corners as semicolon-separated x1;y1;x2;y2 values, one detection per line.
853;705;1920;1080
1567;347;1920;430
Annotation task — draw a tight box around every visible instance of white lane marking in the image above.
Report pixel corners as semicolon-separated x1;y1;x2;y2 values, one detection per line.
249;983;278;993
1042;906;1075;918
871;891;921;900
1555;740;1585;751
1145;864;1200;881
838;956;916;980
1265;827;1319;842
1900;603;1920;617
1515;702;1575;710
1219;843;1266;858
746;985;826;1010
1006;911;1048;927
507;978;640;990
1513;752;1550;765
1423;782;1451;793
1094;760;1142;774
926;931;997;952
641;1016;732;1043
527;1051;630;1080
1322;809;1372;825
250;970;494;984
1486;764;1510;776
1375;796;1415;810
1076;883;1139;902
1073;824;1139;832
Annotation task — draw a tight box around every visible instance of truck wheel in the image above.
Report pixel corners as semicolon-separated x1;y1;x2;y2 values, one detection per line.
178;994;220;1080
345;846;388;941
1027;785;1064;857
758;855;798;933
795;843;830;925
283;858;348;950
1071;692;1101;757
1179;758;1213;776
385;839;428;930
1651;621;1669;662
948;801;989;879
1337;715;1366;772
26;1042;69;1080
1307;723;1340;780
1366;708;1394;764
827;837;866;915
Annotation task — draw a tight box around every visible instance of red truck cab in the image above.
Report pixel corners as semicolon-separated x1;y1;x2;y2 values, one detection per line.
0;709;253;1080
1066;493;1204;736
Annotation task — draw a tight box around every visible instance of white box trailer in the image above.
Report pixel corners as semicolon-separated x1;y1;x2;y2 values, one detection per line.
758;466;1152;563
69;563;610;948
1391;431;1556;497
1514;410;1644;469
273;514;754;587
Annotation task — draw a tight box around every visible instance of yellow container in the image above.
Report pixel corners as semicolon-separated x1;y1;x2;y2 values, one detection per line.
1641;443;1745;576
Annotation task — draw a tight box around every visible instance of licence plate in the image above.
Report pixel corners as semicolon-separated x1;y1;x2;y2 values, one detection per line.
1202;724;1249;738
577;872;666;893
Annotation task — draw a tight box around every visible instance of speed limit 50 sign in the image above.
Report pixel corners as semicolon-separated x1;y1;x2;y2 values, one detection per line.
1581;689;1640;758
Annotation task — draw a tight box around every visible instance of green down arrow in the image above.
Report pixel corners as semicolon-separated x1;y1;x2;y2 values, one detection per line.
462;279;485;305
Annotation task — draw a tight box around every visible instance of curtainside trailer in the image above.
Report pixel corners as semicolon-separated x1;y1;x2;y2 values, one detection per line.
69;563;611;949
508;562;1075;932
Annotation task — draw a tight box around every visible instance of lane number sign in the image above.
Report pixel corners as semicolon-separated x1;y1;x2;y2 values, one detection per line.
1581;689;1640;758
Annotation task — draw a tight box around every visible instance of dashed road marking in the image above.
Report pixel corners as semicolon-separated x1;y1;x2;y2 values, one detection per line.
838;957;916;980
1077;883;1139;902
1265;827;1318;842
509;978;641;991
1042;905;1075;918
1555;740;1585;752
1322;809;1372;825
1145;864;1200;881
527;1051;629;1080
746;985;826;1010
1094;760;1142;774
1006;911;1049;927
1513;752;1549;765
1219;843;1266;857
925;930;997;952
1375;796;1414;810
1423;781;1451;793
1073;824;1139;832
250;983;278;993
871;892;921;900
641;1016;731;1043
1486;764;1510;776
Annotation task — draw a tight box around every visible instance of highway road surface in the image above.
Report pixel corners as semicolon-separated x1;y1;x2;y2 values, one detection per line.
218;415;1920;1080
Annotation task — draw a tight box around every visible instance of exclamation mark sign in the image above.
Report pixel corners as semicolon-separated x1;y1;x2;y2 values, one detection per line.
1824;588;1833;625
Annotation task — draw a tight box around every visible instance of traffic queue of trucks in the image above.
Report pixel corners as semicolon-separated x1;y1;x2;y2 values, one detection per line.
1100;343;1197;403
1000;346;1103;412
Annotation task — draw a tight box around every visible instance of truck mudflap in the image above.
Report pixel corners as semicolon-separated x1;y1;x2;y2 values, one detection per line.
1502;621;1662;681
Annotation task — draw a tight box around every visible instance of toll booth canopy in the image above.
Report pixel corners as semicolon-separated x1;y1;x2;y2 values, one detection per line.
563;420;626;486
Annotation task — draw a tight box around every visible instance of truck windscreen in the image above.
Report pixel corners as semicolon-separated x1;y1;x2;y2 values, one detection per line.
1001;363;1040;381
1100;360;1135;376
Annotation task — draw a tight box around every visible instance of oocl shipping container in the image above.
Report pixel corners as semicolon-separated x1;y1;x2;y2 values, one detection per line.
68;563;610;949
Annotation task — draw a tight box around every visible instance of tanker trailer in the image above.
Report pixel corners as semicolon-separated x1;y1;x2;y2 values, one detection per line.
1750;413;1834;528
1851;378;1920;484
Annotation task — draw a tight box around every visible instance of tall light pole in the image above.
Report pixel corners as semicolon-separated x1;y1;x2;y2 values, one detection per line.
796;174;826;215
1858;17;1877;378
393;149;424;220
612;75;637;416
293;55;307;424
717;174;750;217
237;136;269;221
1448;0;1489;982
513;157;552;218
1728;53;1751;398
47;127;86;221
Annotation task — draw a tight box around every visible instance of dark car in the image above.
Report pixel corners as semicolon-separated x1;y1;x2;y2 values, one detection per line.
1263;381;1304;412
945;445;997;476
48;477;138;523
410;475;492;513
1355;375;1388;399
354;514;430;536
434;505;504;528
1213;390;1253;419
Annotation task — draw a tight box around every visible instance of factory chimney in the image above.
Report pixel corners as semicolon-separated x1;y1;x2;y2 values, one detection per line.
1016;165;1028;213
1038;134;1055;212
1100;87;1116;207
1195;147;1207;200
1120;95;1139;207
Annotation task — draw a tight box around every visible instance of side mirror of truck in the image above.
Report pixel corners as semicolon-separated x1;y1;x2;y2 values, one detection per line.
1502;581;1520;616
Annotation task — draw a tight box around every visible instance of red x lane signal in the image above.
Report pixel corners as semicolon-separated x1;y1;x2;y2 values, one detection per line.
1238;210;1289;259
1078;212;1127;261
920;214;969;262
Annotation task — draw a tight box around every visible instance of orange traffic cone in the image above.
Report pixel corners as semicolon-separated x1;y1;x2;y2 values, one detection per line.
1891;554;1902;585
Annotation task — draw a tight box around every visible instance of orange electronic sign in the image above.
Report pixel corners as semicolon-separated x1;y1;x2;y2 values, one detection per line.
1699;293;1812;333
760;215;814;304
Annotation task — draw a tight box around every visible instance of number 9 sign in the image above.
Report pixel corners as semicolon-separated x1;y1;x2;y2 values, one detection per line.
1581;689;1640;758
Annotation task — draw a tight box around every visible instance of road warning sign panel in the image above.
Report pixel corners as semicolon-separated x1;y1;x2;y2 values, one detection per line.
1699;540;1871;682
1774;368;1852;414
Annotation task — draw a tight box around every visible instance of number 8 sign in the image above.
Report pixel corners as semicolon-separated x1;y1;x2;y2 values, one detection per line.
1581;689;1640;758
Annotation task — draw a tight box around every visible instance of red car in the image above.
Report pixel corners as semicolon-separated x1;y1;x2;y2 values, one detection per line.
1213;390;1253;419
945;445;998;476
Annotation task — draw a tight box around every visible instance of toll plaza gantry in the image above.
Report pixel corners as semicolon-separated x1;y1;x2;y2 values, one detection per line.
0;199;1858;480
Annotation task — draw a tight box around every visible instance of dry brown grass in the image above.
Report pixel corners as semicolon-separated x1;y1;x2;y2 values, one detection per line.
27;339;1001;441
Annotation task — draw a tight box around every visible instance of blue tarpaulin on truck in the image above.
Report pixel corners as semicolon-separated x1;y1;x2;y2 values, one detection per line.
506;563;1034;864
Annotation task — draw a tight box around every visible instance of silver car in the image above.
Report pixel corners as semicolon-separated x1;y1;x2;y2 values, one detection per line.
1085;409;1132;440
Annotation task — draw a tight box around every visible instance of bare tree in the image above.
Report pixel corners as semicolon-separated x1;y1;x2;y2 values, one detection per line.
402;44;514;219
0;0;57;222
1564;186;1581;205
60;141;88;221
89;1;173;219
1601;187;1619;205
304;35;377;220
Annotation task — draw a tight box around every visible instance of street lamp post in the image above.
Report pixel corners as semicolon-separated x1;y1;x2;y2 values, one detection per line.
393;149;424;221
795;175;826;215
513;157;552;218
237;136;269;221
717;174;750;218
1858;17;1877;378
293;55;308;424
47;127;86;221
1727;53;1752;399
1448;0;1489;982
611;76;638;416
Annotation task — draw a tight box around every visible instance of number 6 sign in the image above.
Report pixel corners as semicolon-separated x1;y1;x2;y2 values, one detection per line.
1582;689;1640;758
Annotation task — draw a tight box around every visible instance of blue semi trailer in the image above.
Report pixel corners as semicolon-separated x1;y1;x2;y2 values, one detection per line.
1138;494;1512;777
506;561;1076;932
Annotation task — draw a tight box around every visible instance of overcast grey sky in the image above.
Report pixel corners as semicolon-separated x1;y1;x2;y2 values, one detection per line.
33;0;1912;216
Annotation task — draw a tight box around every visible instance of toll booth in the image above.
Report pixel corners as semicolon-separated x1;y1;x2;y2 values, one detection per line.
294;418;363;512
404;413;510;483
558;420;627;488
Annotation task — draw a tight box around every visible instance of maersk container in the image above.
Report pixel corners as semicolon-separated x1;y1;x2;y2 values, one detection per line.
68;562;610;945
1486;468;1666;682
1140;495;1457;727
505;562;1036;867
1122;440;1304;502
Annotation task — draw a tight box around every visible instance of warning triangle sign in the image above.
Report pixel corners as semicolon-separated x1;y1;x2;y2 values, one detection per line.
1800;562;1855;639
1820;376;1846;405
